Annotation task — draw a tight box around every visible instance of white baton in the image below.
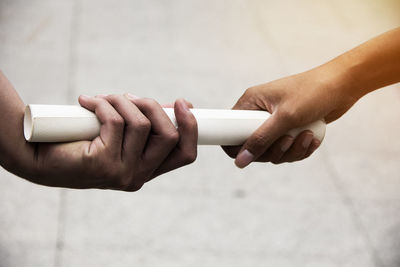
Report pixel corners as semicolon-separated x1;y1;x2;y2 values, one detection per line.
24;104;326;145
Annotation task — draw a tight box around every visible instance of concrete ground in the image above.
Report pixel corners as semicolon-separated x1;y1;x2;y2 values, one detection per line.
1;0;400;266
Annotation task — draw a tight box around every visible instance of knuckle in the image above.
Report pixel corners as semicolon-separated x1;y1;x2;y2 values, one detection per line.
292;149;306;161
82;152;140;190
270;158;281;165
108;94;123;102
165;130;179;144
297;151;308;160
269;152;285;164
236;87;257;106
249;133;267;149
116;168;145;191
117;176;129;188
180;150;197;165
277;107;299;124
117;176;133;190
244;86;257;96
287;151;305;162
124;182;143;192
94;97;107;106
141;97;158;107
108;115;124;127
134;117;151;132
277;108;290;120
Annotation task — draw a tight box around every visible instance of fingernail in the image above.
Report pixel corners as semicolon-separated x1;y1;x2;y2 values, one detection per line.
281;137;293;152
181;102;190;112
176;98;190;112
126;93;141;100
235;149;254;168
80;94;92;99
182;98;193;108
302;133;313;148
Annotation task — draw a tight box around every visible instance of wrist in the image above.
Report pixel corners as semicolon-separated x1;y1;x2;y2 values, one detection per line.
314;35;399;101
311;54;369;104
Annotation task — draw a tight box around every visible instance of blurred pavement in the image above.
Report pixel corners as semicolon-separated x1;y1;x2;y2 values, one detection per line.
1;0;400;266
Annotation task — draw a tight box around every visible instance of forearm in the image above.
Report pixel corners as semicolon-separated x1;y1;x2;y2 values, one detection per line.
0;71;35;176
318;27;400;100
227;28;400;166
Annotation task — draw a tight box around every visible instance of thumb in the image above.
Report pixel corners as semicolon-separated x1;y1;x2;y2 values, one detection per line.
235;112;292;168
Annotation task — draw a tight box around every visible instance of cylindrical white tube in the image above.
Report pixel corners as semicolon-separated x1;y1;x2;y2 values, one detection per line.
24;105;326;145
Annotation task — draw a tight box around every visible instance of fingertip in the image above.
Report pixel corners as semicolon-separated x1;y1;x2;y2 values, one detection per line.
124;93;141;101
280;136;294;153
79;94;91;101
174;100;197;135
175;98;191;114
313;138;321;146
78;95;92;107
182;98;194;109
310;138;321;153
303;138;321;159
300;131;314;149
235;149;254;168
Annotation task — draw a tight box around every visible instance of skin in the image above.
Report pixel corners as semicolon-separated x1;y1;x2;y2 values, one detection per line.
0;72;198;191
223;27;400;168
2;28;399;185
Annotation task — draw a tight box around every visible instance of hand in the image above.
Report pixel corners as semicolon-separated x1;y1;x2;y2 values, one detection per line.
27;94;198;191
223;67;360;168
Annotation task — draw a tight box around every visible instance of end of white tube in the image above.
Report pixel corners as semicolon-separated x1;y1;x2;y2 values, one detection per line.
24;105;33;142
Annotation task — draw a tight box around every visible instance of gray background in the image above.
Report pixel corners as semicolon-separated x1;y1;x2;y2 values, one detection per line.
1;0;400;266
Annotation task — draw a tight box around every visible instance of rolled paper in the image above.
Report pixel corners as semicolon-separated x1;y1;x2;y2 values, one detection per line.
24;105;326;145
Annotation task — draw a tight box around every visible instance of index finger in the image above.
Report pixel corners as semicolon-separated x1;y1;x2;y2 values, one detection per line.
79;95;124;157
